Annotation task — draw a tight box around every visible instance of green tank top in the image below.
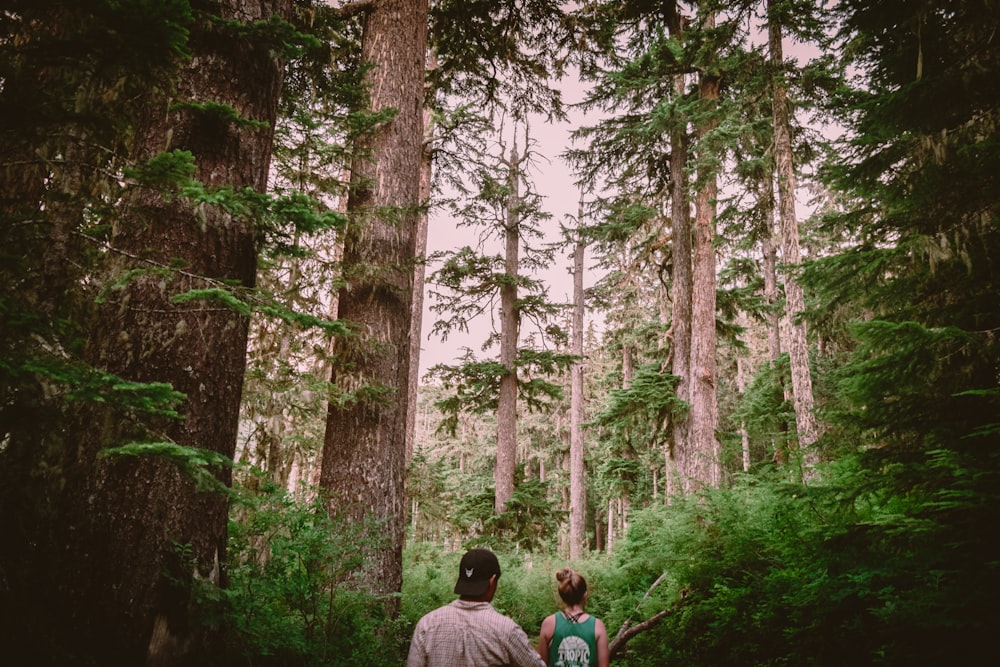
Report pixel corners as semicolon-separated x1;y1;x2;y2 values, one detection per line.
549;612;598;667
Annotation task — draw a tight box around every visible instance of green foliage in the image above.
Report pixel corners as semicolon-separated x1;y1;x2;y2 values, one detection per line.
207;12;322;61
404;456;999;664
428;349;570;436
267;190;348;243
730;354;796;467
100;441;233;495
169;99;269;130
452;475;563;553
591;362;684;441
123;149;197;191
169;288;348;337
400;542;460;626
429;0;567;116
221;480;406;666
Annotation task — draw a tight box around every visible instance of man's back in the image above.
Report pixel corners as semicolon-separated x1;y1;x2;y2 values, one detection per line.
406;600;544;667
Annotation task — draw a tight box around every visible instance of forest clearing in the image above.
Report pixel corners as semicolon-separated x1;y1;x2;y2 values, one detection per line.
1;1;997;665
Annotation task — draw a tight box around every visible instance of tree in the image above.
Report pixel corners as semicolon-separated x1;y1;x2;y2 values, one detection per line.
1;1;298;661
666;3;693;497
238;6;363;494
406;101;435;463
569;203;588;558
496;139;526;512
568;1;695;506
767;0;819;476
427;122;571;514
421;0;570;516
800;2;1000;657
73;2;294;661
319;0;428;608
683;6;724;491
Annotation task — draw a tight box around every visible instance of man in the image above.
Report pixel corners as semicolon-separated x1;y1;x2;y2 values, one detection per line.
407;548;546;667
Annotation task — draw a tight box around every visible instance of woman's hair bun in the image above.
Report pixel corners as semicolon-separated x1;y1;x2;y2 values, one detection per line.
555;567;587;605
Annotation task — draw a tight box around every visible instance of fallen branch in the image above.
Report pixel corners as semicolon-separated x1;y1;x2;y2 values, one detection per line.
608;573;688;659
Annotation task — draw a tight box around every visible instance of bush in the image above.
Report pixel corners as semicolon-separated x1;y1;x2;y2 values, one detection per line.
219;479;405;666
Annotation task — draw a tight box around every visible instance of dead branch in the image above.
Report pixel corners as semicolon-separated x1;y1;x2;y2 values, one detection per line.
608;609;672;659
608;573;688;660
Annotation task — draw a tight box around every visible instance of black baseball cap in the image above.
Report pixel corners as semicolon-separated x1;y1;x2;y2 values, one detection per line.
454;548;501;597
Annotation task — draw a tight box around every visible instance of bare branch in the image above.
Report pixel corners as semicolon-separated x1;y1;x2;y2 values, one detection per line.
609;609;672;659
608;573;688;659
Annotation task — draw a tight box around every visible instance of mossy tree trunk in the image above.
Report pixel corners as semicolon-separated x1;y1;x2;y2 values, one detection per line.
320;0;428;610
69;1;291;662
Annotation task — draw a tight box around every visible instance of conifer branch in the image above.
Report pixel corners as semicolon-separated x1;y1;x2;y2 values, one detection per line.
335;0;375;18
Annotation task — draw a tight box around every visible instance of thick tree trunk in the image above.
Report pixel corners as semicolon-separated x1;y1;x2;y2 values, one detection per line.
60;2;290;663
667;9;692;498
0;5;118;659
320;0;427;607
768;3;819;474
688;59;722;491
569;231;587;559
495;141;523;513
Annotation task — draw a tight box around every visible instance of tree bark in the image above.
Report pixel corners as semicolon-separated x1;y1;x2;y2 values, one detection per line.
63;2;291;662
687;21;722;491
320;0;427;608
768;1;819;475
495;141;524;513
760;175;782;363
759;172;789;466
406;104;434;464
666;5;693;497
569;224;587;559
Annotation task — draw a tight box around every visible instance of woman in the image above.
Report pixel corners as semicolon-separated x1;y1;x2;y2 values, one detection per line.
537;568;610;667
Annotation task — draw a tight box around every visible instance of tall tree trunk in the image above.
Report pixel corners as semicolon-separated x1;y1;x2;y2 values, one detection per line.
768;1;819;475
66;2;291;662
688;19;722;491
667;7;692;498
759;169;789;467
736;312;752;472
406;87;435;464
320;0;427;608
569;225;587;559
607;497;616;551
495;140;524;513
760;175;782;364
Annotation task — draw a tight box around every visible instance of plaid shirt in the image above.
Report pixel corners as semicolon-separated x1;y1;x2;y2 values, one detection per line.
407;599;546;667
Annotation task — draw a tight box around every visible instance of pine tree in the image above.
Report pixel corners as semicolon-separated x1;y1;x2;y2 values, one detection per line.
1;1;306;661
802;1;1000;658
427;121;572;513
320;0;428;609
569;206;588;558
421;0;570;515
238;4;362;494
767;0;819;475
79;2;294;660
